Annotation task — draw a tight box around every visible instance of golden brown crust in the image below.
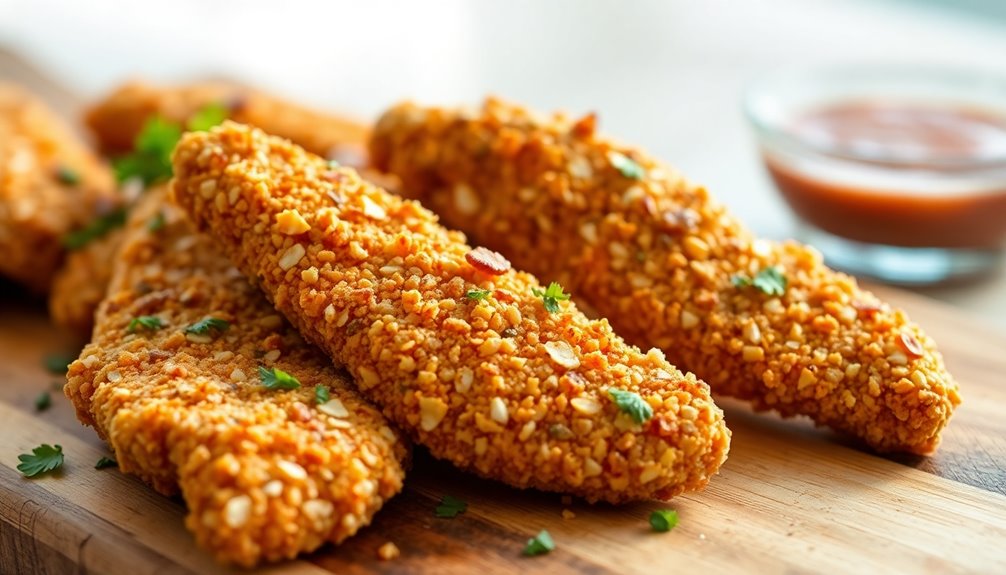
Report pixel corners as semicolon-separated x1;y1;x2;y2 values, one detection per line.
369;99;961;454
172;122;730;503
49;227;124;337
0;83;118;292
64;185;407;566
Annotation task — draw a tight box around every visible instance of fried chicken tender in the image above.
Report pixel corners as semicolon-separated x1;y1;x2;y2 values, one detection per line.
0;83;119;292
86;80;369;160
172;122;731;503
369;99;962;454
64;186;408;566
49;227;124;336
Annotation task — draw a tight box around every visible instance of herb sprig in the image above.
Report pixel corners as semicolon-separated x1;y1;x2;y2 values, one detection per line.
649;509;679;532
435;495;467;518
608;388;653;424
523;529;555;556
61;208;127;250
17;444;64;477
532;282;570;314
184;318;230;336
260;367;301;390
127;315;165;333
732;267;787;296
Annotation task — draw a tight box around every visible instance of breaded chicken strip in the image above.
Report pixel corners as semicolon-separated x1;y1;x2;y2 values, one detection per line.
49;227;124;336
86;80;369;160
369;99;962;454
172;122;730;503
65;186;407;566
0;83;118;292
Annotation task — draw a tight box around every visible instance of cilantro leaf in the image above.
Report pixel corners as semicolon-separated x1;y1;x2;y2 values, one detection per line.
531;282;570;314
56;165;80;186
608;151;645;179
35;391;51;412
17;444;64;477
523;529;555;556
732;266;787;296
95;456;118;469
113;115;181;185
608;388;653;424
650;509;679;532
435;495;468;518
465;288;492;301
184;318;230;336
127;315;165;333
260;366;301;390
187;102;229;131
61;208;127;250
43;353;75;374
315;384;330;404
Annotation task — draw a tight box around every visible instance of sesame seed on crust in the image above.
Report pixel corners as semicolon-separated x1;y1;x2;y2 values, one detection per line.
171;122;731;504
369;98;961;455
64;186;408;567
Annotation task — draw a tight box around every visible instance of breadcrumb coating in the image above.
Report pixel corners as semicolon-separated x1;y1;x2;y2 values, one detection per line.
0;83;118;292
49;226;124;337
64;186;407;566
369;99;961;454
172;122;731;503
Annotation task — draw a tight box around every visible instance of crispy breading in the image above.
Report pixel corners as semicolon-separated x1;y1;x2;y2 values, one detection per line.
49;227;123;337
86;80;369;160
369;99;962;454
64;186;408;567
0;83;119;292
172;122;730;503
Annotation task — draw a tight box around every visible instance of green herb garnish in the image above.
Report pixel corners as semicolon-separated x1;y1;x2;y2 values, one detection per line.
112;116;182;185
649;509;679;532
61;208;127;250
187;102;229;131
43;353;75;374
531;282;570;314
95;456;118;470
56;165;80;186
608;151;645;179
732;266;787;296
435;495;468;518
608;388;653;424
184;318;230;336
260;366;301;391
17;444;64;477
315;384;330;404
127;315;165;333
147;211;166;232
523;529;555;556
35;391;51;412
465;288;492;301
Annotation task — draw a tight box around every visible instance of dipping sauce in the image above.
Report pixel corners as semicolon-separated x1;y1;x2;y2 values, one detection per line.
765;101;1006;249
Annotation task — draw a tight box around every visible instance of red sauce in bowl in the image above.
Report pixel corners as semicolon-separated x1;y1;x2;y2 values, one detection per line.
765;102;1006;249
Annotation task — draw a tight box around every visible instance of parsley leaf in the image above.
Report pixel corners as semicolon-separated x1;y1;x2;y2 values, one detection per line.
608;388;653;424
61;207;127;250
56;165;80;186
732;266;787;296
147;211;166;232
17;444;64;477
465;288;492;301
260;366;301;390
184;318;230;336
43;353;75;374
35;391;51;412
95;456;118;470
113;115;181;185
650;509;679;532
127;315;165;333
608;151;645;179
531;282;570;314
315;384;330;404
523;529;555;556
434;495;467;518
187;102;229;132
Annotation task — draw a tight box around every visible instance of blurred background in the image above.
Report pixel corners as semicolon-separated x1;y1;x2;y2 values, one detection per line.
2;0;1005;326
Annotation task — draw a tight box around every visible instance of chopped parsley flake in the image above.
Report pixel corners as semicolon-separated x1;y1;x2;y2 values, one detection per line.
531;282;570;314
315;384;330;404
465;288;492;301
95;456;118;470
523;529;555;556
260;366;301;390
184;317;230;336
732;266;787;296
43;353;75;374
61;208;127;250
650;509;679;532
35;391;51;412
147;211;166;232
434;495;468;518
113;104;226;185
56;165;80;186
608;388;653;424
608;151;645;179
17;444;64;477
127;315;165;333
187;102;229;131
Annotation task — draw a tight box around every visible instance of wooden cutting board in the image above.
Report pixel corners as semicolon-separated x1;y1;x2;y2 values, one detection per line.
2;50;1005;574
